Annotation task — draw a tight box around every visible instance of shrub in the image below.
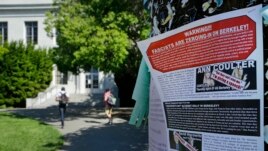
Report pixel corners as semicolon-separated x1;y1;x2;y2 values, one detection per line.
0;41;53;107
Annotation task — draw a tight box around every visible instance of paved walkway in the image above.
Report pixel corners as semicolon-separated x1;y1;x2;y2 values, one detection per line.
9;94;148;151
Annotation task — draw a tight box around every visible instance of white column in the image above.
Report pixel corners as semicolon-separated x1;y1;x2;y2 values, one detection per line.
51;64;57;86
79;69;86;94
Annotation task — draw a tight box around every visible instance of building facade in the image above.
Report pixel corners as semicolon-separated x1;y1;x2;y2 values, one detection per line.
0;0;116;95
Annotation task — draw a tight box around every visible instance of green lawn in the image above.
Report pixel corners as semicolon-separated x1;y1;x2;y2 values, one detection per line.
0;112;63;151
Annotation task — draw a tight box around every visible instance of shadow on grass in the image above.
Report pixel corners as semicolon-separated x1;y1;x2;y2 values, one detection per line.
0;111;33;119
0;112;49;126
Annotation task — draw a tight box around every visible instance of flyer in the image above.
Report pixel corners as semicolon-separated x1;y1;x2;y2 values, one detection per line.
138;5;264;151
149;79;168;151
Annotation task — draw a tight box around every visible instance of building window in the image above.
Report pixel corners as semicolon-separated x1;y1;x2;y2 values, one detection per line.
56;71;68;84
0;22;7;44
93;74;99;88
85;68;99;89
25;21;38;44
85;74;91;88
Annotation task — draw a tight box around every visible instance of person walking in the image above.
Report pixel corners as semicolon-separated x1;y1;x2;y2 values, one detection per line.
103;88;114;124
56;87;69;129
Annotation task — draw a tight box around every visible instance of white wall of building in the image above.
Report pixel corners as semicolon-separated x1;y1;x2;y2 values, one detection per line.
0;17;56;48
0;0;56;48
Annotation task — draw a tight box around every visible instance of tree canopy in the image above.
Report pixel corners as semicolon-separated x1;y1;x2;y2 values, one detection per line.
45;0;150;75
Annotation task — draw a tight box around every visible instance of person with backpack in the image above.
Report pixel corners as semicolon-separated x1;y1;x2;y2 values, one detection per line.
103;88;114;124
55;87;69;129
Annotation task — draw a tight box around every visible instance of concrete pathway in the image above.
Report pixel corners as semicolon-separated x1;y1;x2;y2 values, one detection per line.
9;94;148;151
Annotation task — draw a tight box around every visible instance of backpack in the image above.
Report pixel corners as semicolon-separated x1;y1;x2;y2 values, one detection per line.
60;92;68;104
107;95;116;106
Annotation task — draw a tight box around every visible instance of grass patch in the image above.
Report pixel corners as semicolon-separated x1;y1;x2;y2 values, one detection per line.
0;112;63;151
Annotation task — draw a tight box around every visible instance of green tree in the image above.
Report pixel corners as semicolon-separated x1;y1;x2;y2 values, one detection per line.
0;42;53;107
45;0;150;106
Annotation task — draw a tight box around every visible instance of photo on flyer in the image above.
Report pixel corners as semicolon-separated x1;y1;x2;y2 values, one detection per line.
196;60;257;92
169;130;202;151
